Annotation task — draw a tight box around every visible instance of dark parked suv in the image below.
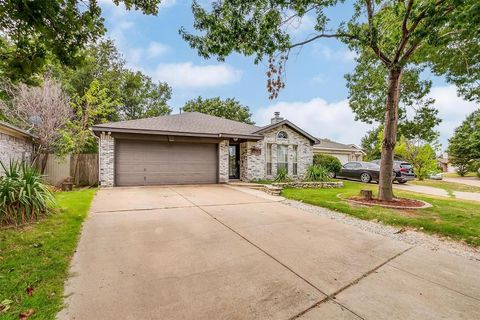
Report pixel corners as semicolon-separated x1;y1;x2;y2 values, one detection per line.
371;160;415;184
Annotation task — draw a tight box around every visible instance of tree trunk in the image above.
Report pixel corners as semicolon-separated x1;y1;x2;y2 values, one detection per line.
378;67;402;201
41;153;49;174
73;154;80;185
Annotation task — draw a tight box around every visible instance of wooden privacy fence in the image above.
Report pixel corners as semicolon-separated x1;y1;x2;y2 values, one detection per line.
36;154;98;186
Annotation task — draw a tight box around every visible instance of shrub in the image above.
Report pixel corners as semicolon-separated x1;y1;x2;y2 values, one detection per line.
304;165;331;182
274;167;290;182
313;154;342;174
0;161;56;226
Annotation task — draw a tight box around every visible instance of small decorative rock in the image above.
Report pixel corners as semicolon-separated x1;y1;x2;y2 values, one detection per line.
360;189;373;200
61;177;74;191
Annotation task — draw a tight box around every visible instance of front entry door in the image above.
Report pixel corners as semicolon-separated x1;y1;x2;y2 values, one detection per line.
229;144;240;179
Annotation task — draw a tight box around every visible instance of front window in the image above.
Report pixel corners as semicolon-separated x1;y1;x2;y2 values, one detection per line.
266;144;273;175
277;131;288;140
292;145;298;175
277;145;288;173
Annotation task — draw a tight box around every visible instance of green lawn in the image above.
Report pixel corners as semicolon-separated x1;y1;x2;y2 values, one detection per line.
0;189;96;320
282;180;480;247
443;172;479;178
410;179;480;195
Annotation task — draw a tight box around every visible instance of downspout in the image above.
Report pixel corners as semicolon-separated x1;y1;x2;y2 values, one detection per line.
91;129;100;187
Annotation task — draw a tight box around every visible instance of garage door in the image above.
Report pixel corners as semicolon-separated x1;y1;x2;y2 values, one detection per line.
115;140;218;186
332;153;349;164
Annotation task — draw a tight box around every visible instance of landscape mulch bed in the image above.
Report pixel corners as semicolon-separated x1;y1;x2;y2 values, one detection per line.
348;196;428;209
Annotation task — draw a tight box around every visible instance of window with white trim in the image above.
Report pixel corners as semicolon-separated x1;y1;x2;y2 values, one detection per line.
266;144;273;175
277;131;288;140
292;145;298;175
277;144;288;173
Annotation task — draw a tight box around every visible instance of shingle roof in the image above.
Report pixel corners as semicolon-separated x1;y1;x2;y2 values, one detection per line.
0;121;36;139
314;138;364;152
92;112;262;138
92;112;319;143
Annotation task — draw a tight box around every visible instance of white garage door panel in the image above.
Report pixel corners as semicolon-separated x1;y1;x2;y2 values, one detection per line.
115;140;218;186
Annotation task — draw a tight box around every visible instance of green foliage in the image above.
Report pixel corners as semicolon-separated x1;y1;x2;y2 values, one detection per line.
346;52;441;141
304;165;331;182
183;97;254;124
274;167;290;182
313;154;342;174
0;0;163;83
361;127;383;161
55;40;172;122
56;80;118;158
0;188;96;319
120;71;172;120
0;161;55;226
448;109;480;176
395;137;439;180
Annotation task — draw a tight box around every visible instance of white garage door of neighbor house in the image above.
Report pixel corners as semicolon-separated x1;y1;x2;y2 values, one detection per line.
333;154;349;164
115;140;218;186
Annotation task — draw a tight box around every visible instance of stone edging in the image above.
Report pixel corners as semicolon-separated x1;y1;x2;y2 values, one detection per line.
271;181;344;188
338;193;432;209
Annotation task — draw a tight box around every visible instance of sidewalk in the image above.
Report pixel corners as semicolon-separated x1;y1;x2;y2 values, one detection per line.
393;183;480;202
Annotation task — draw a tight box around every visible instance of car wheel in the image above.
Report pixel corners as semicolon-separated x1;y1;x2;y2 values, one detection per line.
360;173;372;183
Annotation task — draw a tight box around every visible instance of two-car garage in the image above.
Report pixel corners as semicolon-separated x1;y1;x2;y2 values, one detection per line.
114;140;218;186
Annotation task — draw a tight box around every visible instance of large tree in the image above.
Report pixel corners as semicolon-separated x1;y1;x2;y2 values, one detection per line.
183;97;254;124
181;0;480;200
447;109;480;176
0;0;163;83
55;40;172;121
120;71;172;120
0;77;71;172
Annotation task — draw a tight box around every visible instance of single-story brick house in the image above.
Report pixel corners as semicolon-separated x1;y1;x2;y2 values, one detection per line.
0;121;36;174
92;112;319;187
313;138;365;164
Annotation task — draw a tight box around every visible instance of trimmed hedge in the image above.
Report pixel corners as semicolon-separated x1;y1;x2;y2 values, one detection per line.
313;154;342;173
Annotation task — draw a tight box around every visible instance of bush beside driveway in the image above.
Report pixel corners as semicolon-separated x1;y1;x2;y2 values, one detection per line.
0;189;96;319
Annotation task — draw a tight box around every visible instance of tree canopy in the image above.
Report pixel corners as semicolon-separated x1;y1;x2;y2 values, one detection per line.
0;0;163;83
183;97;254;124
448;109;480;176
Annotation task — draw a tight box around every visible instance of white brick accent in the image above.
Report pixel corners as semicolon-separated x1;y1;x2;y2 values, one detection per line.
218;139;229;183
99;132;115;187
241;125;313;181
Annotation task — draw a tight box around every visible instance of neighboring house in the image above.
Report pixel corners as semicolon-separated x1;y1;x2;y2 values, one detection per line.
313;138;365;164
0;121;35;174
92;111;318;187
437;153;456;173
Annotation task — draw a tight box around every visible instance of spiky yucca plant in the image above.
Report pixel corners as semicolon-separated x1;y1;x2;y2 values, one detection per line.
0;160;56;226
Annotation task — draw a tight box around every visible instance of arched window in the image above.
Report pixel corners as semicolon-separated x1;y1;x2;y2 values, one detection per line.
277;131;288;140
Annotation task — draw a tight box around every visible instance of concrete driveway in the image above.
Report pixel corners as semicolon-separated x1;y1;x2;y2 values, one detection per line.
58;185;480;320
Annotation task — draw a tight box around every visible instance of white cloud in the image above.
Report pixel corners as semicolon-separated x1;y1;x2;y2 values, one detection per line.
428;85;478;148
153;62;242;88
254;98;372;145
147;42;169;58
310;74;326;84
252;86;477;149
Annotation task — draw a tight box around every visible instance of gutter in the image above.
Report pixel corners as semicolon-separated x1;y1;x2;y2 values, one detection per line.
91;126;263;140
314;146;366;155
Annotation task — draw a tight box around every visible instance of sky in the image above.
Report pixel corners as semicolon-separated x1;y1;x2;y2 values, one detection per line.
98;0;478;149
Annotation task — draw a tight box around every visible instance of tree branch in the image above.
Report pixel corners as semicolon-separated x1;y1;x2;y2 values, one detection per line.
365;0;391;65
289;33;357;49
394;0;415;63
